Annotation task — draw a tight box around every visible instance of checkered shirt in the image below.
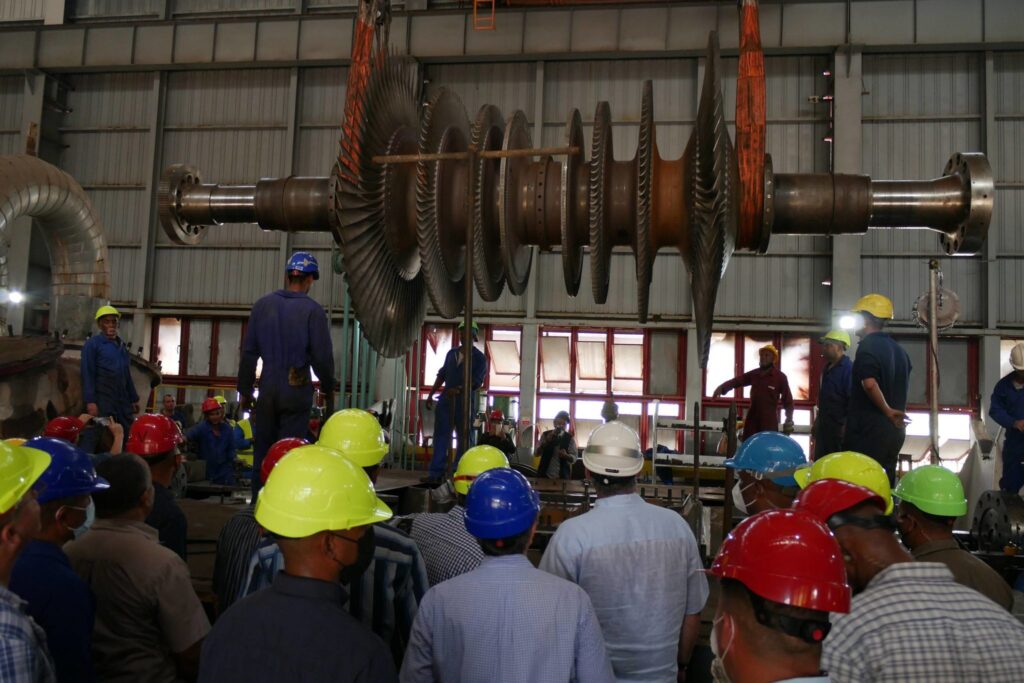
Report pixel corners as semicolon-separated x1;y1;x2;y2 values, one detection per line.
0;585;56;683
822;562;1024;682
404;506;483;586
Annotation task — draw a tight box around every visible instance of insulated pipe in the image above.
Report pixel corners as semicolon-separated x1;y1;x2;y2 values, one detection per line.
0;155;110;340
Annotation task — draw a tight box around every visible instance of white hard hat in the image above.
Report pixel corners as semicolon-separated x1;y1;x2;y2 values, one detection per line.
583;421;643;478
1011;343;1024;371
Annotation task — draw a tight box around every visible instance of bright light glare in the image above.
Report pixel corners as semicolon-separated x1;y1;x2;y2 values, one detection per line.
839;315;857;331
7;290;24;304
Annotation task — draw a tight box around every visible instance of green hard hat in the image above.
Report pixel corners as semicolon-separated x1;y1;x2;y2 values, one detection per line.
893;465;967;518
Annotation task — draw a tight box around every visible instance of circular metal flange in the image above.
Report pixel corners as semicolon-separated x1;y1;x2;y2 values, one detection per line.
940;152;993;255
635;80;655;323
560;109;585;296
913;287;961;330
971;490;1024;551
498;110;534;295
158;164;207;245
471;104;506;302
335;54;426;358
589;101;613;304
417;87;471;319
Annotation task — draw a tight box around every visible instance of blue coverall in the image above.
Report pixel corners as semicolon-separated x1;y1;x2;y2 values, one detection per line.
238;289;334;496
815;355;852;459
990;373;1024;493
429;345;488;480
186;420;238;485
79;334;138;454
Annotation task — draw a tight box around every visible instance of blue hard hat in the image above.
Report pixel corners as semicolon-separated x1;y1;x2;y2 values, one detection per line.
464;468;540;540
26;437;109;504
724;431;807;487
286;251;320;280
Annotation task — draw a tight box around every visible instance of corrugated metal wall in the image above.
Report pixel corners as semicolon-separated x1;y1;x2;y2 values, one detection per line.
70;0;165;20
995;52;1024;325
861;53;985;324
156;68;292;306
0;0;43;23
0;76;22;156
63;72;153;303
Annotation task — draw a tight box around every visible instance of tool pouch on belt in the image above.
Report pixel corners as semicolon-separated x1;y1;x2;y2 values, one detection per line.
288;366;311;387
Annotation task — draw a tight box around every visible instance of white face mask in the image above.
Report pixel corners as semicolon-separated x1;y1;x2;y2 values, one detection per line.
66;501;95;540
731;481;749;516
710;614;735;683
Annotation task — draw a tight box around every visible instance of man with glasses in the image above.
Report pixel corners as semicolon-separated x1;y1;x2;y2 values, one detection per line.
794;478;1024;682
0;440;55;682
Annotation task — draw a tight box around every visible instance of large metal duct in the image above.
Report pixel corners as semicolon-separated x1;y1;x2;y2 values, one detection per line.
0;155;110;340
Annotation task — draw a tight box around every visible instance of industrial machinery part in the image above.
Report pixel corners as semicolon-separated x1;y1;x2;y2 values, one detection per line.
157;0;994;367
0;154;110;340
971;490;1024;552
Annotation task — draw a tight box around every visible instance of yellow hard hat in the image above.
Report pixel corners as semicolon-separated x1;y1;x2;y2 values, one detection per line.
794;451;893;514
850;294;894;320
94;305;120;321
759;344;779;358
213;396;227;406
453;445;510;495
3;438;26;447
820;330;851;348
317;408;387;468
0;441;51;516
255;444;392;538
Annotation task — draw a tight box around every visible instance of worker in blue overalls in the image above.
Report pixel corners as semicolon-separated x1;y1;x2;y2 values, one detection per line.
79;305;138;454
238;252;335;498
424;321;488;485
186;397;238;485
990;342;1024;493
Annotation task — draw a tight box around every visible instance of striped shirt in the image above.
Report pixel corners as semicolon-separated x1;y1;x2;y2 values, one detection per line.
822;562;1024;682
212;507;262;611
0;585;57;683
401;506;483;586
241;524;429;665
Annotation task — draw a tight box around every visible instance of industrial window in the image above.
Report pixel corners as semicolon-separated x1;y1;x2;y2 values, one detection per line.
780;336;812;401
705;332;737;397
534;326;685;451
612;332;644;395
486;329;522;392
421;324;454;386
156;318;182;374
576;332;607;394
539;331;572;392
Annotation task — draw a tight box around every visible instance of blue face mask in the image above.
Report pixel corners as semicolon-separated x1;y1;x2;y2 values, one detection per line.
70;501;95;540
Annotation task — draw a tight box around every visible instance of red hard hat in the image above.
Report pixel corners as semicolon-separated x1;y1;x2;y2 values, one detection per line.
201;397;221;413
489;408;504;421
44;416;85;444
126;414;185;457
261;437;309;484
793;479;886;525
709;509;851;614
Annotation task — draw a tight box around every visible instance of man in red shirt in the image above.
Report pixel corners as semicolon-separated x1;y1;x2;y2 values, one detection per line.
713;344;795;439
